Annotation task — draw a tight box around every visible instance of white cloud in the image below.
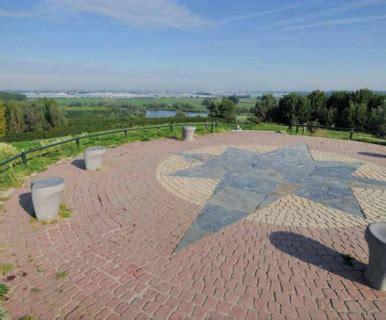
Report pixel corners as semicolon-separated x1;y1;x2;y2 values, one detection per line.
0;0;212;30
216;3;302;25
277;15;386;32
262;0;386;31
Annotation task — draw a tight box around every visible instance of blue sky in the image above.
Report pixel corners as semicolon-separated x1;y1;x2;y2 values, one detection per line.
1;0;386;91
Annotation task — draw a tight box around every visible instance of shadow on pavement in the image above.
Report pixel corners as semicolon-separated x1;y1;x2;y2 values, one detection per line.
71;159;86;170
358;152;386;159
270;231;367;285
19;192;35;218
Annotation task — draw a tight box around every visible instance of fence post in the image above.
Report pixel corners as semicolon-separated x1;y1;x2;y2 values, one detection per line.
75;138;80;147
21;152;28;165
349;128;354;140
124;129;128;138
205;122;208;131
211;122;214;132
170;125;173;132
289;124;292;134
302;123;306;135
296;124;299;134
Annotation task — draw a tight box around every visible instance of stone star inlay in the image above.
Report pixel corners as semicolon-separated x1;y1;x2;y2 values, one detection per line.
171;145;386;252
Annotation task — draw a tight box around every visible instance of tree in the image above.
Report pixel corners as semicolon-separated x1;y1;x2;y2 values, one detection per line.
4;98;67;138
369;102;386;137
5;101;24;135
308;90;327;124
207;99;236;122
39;98;66;127
350;102;367;130
255;94;277;122
175;110;186;118
207;100;220;118
24;103;48;132
227;95;240;105
326;108;337;127
277;93;310;124
219;99;236;122
202;97;214;107
368;94;384;110
0;91;26;102
352;89;374;105
326;91;352;127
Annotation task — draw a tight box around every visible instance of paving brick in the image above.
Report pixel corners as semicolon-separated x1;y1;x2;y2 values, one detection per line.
1;133;386;320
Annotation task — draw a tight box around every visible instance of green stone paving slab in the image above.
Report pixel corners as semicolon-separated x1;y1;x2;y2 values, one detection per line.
172;145;386;251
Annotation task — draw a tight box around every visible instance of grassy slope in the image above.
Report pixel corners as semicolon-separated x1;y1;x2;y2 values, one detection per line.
7;122;385;153
1;121;385;190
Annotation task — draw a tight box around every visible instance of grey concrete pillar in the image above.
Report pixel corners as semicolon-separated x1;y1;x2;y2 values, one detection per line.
31;177;65;221
182;126;196;141
365;223;386;291
84;146;106;170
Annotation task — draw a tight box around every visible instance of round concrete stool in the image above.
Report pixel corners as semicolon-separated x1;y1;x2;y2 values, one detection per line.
84;146;106;170
31;177;65;221
182;126;196;141
365;223;386;291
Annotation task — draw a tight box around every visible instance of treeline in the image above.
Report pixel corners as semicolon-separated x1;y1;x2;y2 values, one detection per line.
202;95;241;107
5;115;211;142
255;89;386;136
4;98;66;136
0;91;26;102
68;100;206;113
0;92;27;135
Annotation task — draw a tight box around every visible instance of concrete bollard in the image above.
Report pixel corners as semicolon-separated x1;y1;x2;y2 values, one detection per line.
31;177;65;221
84;146;106;170
182;126;196;141
365;223;386;291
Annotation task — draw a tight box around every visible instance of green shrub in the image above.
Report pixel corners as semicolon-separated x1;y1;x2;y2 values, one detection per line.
4;99;66;137
0;264;14;276
0;283;9;297
0;143;18;161
0;305;8;319
59;204;72;218
55;271;68;280
246;116;259;124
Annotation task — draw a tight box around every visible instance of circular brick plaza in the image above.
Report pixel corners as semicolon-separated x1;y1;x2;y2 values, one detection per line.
1;132;386;319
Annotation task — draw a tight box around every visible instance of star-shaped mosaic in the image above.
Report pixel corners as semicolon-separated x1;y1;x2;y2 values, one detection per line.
171;145;386;252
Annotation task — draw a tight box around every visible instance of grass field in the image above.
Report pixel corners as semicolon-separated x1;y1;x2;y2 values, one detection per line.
62;105;111;111
57;97;256;114
57;97;208;109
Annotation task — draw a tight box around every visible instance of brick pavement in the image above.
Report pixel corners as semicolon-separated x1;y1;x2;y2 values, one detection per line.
1;132;386;319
